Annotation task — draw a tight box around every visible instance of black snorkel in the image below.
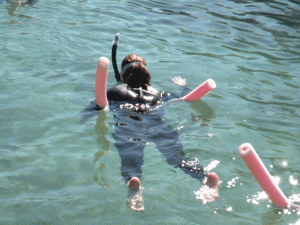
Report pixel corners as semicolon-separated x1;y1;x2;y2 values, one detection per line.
112;33;121;82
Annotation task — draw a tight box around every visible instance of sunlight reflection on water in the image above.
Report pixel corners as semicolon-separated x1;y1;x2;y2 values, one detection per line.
1;0;300;224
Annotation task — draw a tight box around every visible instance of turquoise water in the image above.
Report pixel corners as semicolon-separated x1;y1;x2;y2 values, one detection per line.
1;0;300;224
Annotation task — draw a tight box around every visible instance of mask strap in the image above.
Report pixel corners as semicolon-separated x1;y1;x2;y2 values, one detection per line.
120;62;147;74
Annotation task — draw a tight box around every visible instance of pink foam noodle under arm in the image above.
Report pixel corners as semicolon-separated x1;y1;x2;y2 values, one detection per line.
95;57;110;107
183;79;216;101
239;143;289;208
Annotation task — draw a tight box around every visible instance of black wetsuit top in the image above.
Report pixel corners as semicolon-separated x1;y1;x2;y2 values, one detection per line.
107;83;162;106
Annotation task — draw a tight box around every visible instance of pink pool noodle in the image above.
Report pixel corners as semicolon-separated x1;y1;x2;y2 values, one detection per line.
183;78;216;101
95;57;109;107
239;143;289;208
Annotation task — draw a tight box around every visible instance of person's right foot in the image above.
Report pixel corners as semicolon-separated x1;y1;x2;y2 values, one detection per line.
194;172;219;204
206;172;219;190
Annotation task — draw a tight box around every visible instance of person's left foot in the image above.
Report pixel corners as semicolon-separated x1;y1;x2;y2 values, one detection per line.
128;177;141;190
126;177;144;212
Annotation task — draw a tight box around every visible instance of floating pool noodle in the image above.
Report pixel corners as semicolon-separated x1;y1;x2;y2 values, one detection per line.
239;143;289;208
95;57;109;107
182;79;216;101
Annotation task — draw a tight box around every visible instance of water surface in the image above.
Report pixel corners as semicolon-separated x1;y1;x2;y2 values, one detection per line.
0;0;300;224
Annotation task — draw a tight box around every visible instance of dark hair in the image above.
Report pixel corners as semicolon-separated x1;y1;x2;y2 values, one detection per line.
121;54;151;89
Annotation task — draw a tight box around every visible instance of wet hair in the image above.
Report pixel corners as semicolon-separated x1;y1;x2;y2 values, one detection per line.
121;54;151;90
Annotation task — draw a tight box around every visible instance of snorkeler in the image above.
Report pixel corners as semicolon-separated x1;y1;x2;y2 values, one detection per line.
83;34;219;212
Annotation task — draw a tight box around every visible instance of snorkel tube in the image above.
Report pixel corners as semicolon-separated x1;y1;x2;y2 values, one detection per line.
112;33;121;82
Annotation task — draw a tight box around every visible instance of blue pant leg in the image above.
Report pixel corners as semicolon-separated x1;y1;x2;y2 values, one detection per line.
153;123;206;182
112;131;146;183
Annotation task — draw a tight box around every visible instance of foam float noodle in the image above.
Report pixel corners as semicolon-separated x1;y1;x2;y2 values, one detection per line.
239;143;289;208
183;79;216;101
95;57;110;107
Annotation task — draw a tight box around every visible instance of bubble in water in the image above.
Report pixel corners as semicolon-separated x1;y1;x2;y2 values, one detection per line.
289;175;298;186
194;185;218;204
227;177;238;188
246;191;268;205
282;161;288;167
204;160;220;172
226;206;232;212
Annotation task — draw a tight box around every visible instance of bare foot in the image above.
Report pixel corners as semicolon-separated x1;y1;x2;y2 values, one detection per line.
206;173;219;190
202;173;219;203
128;177;141;190
126;177;144;212
194;172;219;204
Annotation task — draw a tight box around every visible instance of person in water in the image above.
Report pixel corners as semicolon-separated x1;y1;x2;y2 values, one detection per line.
105;52;219;211
82;48;219;211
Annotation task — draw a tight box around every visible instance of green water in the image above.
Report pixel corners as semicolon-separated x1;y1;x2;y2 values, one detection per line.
1;0;299;224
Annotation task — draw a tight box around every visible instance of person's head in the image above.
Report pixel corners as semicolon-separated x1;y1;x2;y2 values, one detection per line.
121;54;151;89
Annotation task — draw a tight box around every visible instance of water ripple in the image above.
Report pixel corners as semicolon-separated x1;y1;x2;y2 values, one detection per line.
1;0;300;224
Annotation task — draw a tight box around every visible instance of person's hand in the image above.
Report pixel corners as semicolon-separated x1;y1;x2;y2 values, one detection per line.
171;76;186;87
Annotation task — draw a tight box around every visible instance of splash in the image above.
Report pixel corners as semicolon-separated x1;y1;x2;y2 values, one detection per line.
246;191;269;205
281;161;288;167
181;158;202;172
204;160;220;172
289;193;300;203
194;185;219;204
227;177;239;188
289;175;298;186
193;160;220;204
226;206;233;212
